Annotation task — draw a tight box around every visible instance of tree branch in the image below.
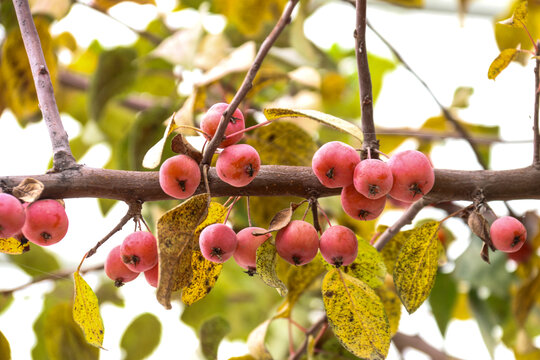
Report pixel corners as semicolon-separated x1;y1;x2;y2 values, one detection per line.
392;332;462;360
355;0;378;157
289;316;328;360
200;0;300;166
12;0;77;172
533;41;540;168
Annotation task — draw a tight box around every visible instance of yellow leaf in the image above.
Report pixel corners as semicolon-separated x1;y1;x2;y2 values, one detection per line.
379;228;412;275
452;291;472;320
73;270;104;348
246;319;273;360
156;194;210;309
376;282;401;336
338;237;386;289
498;0;528;28
263;108;363;143
380;0;423;7
142;115;177;169
182;250;223;306
195;202;228;236
488;48;519;80
322;269;390;360
0;329;10;359
393;221;440;314
94;0;156;11
256;239;287;296
215;0;287;36
513;272;540;325
0;236;30;255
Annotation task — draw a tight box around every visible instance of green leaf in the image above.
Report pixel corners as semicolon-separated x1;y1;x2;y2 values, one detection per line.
263;108;363;143
256;240;287;296
322;269;390;360
428;271;458;335
142;115;176;169
0;293;13;316
89;47;137;120
8;244;60;277
120;313;162;360
73;271;104;348
0;329;10;360
393;221;440;314
338;237;386;289
98;198;117;217
95;280;125;307
182;250;223;306
199;316;231;360
468;289;497;357
488;48;518;80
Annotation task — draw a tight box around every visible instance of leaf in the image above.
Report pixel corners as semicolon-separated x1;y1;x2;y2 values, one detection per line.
142;115;176;169
93;0;156;10
120;313;162;360
0;329;10;360
376;283;401;337
338;237;386;289
182;250;223;306
11;178;44;203
488;48;518;80
95;280;125;307
216;0;287;36
246;320;273;360
451;86;474;108
263;108;363;143
0;293;13;316
157;194;210;309
380;0;423;7
199;316;231;360
73;270;104;348
428;271;458;335
467;211;492;248
171;134;203;163
253;202;303;235
513;272;540;325
379;228;411;275
195;202;228;236
8;244;60;276
0;236;30;255
322;269;390;360
393;221;440;314
468;289;497;357
498;0;528;28
256;240;287;296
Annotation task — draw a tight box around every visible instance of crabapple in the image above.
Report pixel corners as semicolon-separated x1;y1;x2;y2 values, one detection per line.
201;103;245;148
507;240;533;263
22;199;69;246
199;223;237;263
216;144;261;187
490;216;527;253
353;159;393;199
341;185;386;221
159;154;201;199
275;220;319;266
319;225;358;267
121;231;158;272
105;245;139;287
311;141;360;188
0;193;25;238
387;150;434;202
233;227;271;273
144;263;159;288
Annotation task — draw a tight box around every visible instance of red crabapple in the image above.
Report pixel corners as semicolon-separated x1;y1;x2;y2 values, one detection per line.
0;193;26;238
105;245;139;287
507;240;533;263
234;227;271;274
312;141;360;188
353;159;393;199
159;154;201;199
22;199;69;246
319;225;358;267
387;150;434;202
490;216;527;253
341;185;386;221
144;263;159;288
201;103;245;148
199;224;237;263
216;144;261;187
275;220;319;266
121;231;158;272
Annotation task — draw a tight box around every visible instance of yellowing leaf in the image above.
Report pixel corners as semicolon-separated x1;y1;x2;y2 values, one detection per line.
488;48;518;80
379;228;412;275
380;0;423;7
195;202;228;236
322;269;390;360
338;237;386;289
246;320;273;360
94;0;156;11
182;250;223;306
199;316;231;360
256;239;287;296
142;113;177;169
263;108;363;143
0;329;10;360
376;283;401;336
216;0;287;36
513;271;540;325
452;291;472;320
0;236;30;255
73;270;104;348
157;194;210;309
498;0;528;28
393;221;440;314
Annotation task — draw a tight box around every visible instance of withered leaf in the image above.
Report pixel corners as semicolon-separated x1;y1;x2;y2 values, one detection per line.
12;178;44;203
171;134;203;164
467;211;492;248
252;201;305;236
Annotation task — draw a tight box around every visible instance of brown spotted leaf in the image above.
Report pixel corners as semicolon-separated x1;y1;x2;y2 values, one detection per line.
256;239;287;296
0;235;30;254
12;178;44;203
393;221;440;314
379;227;412;275
339;237;386;289
376;282;401;336
498;0;527;28
195;202;228;237
322;269;390;360
252;202;304;236
181;250;223;306
488;48;518;80
157;194;210;309
73;270;104;348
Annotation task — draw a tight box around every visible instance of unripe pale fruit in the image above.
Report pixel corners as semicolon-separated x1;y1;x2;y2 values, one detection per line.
341;185;386;221
216;144;261;187
275;220;319;266
353;159;393;199
387;150;434;202
490;216;527;253
121;231;158;272
312;141;360;188
0;193;26;238
319;225;358;267
22;199;69;246
201;103;245;148
159;154;201;199
234;227;271;273
199;223;237;263
144;263;159;288
105;245;139;287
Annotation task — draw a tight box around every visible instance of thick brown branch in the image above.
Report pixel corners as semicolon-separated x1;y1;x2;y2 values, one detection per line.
12;0;76;171
392;332;462;360
201;0;300;166
533;41;540;168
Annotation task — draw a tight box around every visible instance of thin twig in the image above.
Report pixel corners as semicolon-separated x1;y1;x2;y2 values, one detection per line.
533;41;540;168
310;198;321;233
246;196;253;227
289;316;328;360
12;0;76;171
85;200;143;258
200;0;300;166
392;332;463;360
355;0;379;157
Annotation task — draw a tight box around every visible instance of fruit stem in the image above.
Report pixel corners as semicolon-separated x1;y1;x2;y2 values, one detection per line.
246;196;253;227
224;120;274;140
317;204;333;228
224;196;241;223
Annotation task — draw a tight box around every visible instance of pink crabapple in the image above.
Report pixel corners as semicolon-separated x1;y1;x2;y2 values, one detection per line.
341;185;386;221
275;220;319;266
105;245;139;287
22;199;69;246
120;231;159;272
201;103;245;148
387;150;434;202
0;193;26;238
319;225;358;267
216;144;261;187
159;154;201;199
490;216;527;253
144;263;159;288
311;141;361;188
233;227;272;274
199;223;237;263
353;159;393;199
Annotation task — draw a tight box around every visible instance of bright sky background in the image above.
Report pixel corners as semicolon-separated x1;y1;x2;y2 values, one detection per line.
1;0;539;359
